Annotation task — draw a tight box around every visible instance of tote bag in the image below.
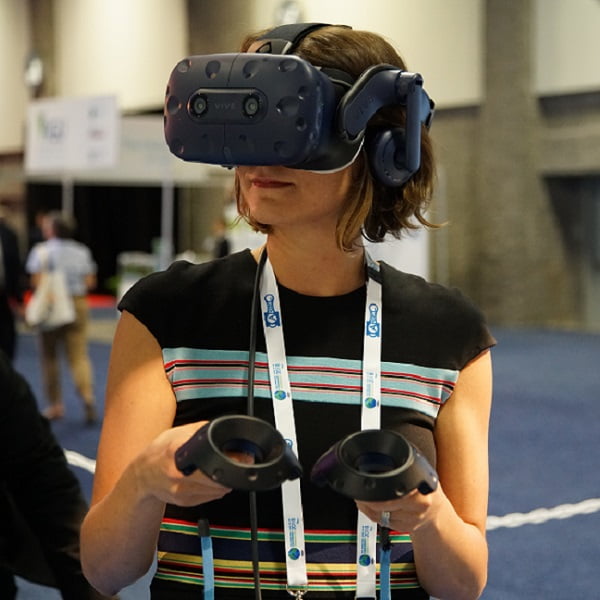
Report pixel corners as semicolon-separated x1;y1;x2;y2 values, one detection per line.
25;250;75;331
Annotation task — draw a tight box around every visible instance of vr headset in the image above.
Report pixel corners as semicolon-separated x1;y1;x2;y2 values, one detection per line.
164;22;434;186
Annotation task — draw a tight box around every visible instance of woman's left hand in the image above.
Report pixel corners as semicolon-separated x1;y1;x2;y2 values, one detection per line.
355;485;443;533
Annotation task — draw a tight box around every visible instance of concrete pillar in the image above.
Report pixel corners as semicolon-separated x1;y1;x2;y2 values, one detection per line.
187;0;257;55
473;0;575;326
28;0;56;98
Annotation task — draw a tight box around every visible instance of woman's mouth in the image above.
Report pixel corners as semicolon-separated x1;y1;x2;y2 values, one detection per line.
250;178;292;189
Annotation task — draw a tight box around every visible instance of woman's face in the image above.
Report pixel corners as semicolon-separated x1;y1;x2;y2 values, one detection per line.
236;164;355;236
236;41;358;239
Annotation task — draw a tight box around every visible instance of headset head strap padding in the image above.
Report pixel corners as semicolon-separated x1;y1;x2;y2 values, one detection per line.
256;22;350;55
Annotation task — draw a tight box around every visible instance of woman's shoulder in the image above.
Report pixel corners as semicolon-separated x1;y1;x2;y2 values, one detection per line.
380;262;496;367
381;262;480;317
128;249;253;292
118;249;256;317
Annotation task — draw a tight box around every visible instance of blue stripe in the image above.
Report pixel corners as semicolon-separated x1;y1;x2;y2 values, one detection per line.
163;348;458;418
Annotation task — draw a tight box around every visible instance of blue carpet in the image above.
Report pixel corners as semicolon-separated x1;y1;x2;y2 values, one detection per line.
484;328;600;599
12;323;600;599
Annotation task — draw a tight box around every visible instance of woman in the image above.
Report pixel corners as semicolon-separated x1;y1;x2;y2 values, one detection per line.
81;24;494;600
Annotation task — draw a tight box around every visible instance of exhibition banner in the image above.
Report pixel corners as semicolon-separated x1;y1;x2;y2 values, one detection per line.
25;95;118;173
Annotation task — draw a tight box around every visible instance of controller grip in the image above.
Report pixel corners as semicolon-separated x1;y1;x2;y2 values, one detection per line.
174;415;302;491
175;430;205;475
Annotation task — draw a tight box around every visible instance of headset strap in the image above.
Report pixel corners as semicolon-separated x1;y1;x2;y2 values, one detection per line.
256;23;356;90
256;22;350;55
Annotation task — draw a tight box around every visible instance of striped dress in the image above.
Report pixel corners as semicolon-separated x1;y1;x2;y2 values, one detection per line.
119;250;495;599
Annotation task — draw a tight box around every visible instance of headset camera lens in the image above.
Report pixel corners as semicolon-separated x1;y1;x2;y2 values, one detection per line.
243;95;260;117
190;94;208;117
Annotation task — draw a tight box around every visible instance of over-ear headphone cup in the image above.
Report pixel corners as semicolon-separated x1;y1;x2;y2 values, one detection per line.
367;128;411;187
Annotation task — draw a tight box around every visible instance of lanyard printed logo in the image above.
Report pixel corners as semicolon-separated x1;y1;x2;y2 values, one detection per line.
363;369;379;409
358;522;376;566
286;516;304;560
366;302;380;338
263;293;281;328
271;361;288;400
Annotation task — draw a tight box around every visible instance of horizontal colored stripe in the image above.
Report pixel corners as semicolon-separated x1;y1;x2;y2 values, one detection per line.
161;519;412;544
158;554;418;576
163;348;457;418
157;520;419;591
155;560;420;591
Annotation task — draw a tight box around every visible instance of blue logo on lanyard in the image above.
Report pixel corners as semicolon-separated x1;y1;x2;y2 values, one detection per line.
365;303;380;338
263;294;281;328
364;397;378;409
288;547;302;560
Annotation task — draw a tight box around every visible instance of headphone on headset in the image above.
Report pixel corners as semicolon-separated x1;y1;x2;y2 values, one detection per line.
164;22;434;187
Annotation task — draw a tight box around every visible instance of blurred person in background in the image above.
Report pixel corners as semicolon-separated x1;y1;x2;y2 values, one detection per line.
28;208;49;250
25;211;98;424
0;205;24;362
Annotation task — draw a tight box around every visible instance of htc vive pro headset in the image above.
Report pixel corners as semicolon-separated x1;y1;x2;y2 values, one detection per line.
164;22;434;186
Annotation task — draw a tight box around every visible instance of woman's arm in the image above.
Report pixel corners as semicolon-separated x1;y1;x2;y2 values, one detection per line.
356;349;493;600
80;311;231;596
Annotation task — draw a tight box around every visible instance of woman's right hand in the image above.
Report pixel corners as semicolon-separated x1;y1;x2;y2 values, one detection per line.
134;421;233;507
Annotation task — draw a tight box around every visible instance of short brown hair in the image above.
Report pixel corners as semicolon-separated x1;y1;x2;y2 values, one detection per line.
236;25;437;251
44;210;75;239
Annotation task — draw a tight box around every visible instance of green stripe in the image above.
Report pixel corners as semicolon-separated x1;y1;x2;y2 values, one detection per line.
161;521;411;544
155;570;421;591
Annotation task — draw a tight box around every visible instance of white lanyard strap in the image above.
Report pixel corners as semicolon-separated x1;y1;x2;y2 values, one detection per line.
361;253;382;432
356;253;382;599
261;257;308;594
259;251;383;599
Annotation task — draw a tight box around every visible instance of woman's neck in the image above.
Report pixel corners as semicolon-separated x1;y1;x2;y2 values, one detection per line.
253;234;366;297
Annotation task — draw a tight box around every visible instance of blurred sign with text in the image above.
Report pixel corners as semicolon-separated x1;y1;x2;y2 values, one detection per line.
25;95;119;173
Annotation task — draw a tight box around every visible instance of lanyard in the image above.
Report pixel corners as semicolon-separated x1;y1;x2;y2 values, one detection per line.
260;251;384;599
355;251;383;599
261;257;308;596
198;519;214;600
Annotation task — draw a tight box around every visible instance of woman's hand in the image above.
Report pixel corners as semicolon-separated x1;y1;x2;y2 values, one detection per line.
134;421;233;507
355;486;443;533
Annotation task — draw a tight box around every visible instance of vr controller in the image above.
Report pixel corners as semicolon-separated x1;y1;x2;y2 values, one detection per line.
311;429;438;502
164;46;434;185
175;415;302;491
176;416;437;501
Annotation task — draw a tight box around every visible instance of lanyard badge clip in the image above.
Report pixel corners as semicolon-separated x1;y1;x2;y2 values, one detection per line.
287;584;309;599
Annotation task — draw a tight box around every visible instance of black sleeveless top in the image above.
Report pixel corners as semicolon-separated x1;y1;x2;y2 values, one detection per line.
119;250;495;599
